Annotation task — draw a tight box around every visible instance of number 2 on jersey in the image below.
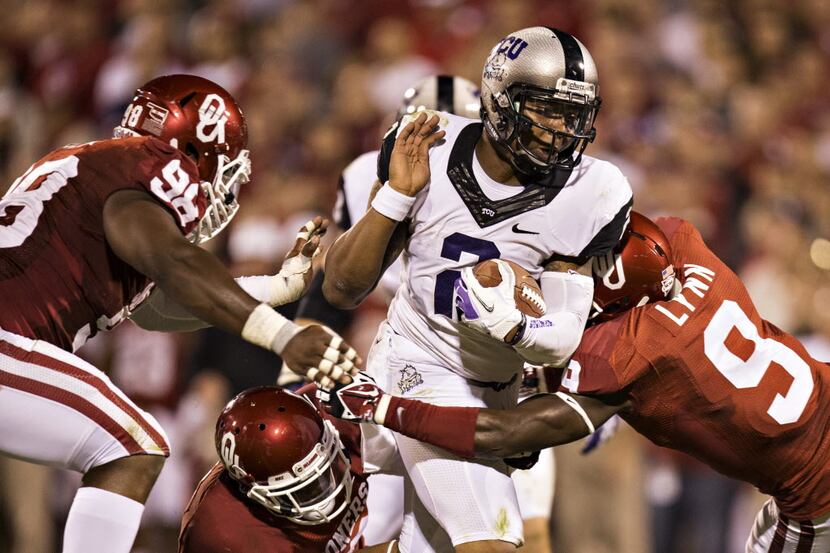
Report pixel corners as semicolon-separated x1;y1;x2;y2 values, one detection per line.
434;232;500;317
704;300;814;425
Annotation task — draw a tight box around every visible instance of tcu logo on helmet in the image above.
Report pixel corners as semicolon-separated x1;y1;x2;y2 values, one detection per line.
593;252;625;290
219;432;247;480
196;94;228;144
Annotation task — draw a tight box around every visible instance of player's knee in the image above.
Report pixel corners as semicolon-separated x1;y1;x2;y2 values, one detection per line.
83;454;166;503
454;540;517;553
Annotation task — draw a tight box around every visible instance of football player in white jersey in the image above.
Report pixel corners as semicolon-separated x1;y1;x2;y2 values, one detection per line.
323;27;633;553
297;75;556;551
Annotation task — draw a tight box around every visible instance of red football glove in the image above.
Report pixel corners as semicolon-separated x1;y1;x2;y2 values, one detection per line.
316;372;390;423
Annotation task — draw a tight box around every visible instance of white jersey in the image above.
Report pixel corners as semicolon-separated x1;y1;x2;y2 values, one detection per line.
333;151;403;298
378;112;633;382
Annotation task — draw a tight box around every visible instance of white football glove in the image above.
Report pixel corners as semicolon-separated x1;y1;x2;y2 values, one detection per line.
454;260;525;343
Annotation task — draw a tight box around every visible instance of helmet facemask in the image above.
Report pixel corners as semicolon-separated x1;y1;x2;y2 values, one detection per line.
241;420;353;526
190;148;251;244
487;79;600;177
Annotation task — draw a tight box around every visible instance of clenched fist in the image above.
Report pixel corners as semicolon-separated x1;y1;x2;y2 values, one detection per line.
280;325;362;388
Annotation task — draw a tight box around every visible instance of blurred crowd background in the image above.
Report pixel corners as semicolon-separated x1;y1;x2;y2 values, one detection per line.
0;0;828;552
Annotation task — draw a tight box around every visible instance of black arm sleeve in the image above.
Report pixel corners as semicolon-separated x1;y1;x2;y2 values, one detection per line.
294;271;354;334
578;196;633;258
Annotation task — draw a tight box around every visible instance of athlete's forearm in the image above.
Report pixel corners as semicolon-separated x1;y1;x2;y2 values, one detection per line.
149;243;260;334
322;210;402;309
103;190;259;334
130;271;292;333
129;288;210;332
514;269;594;365
381;393;615;459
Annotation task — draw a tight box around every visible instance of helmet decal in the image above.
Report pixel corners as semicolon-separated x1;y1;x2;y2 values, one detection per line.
593;252;626;290
196;94;228;144
219;432;248;481
496;36;529;60
484;53;508;83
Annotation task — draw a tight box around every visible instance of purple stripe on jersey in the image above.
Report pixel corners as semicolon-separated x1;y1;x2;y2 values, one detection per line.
795;520;816;553
769;515;789;553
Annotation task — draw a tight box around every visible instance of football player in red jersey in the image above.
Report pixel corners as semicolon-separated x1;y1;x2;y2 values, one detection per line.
0;74;359;553
325;213;830;552
178;386;397;553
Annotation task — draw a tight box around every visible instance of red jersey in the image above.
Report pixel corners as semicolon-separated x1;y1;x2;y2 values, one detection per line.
0;136;205;351
178;413;369;553
561;218;830;520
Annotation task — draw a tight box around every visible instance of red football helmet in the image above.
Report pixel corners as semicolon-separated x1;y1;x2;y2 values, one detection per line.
114;74;251;243
590;212;676;322
215;386;353;525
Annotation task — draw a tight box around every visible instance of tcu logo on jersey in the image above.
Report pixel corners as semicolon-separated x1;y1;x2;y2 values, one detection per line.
196;94;228;144
219;432;247;480
593;252;625;290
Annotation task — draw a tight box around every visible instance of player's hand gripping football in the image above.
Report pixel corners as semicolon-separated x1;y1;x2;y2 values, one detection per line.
281;325;362;388
316;372;389;424
388;112;446;197
454;260;525;343
276;216;328;303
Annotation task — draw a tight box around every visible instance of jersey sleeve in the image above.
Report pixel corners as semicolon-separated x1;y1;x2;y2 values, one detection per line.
578;195;633;258
85;137;206;237
558;313;641;395
136;138;207;236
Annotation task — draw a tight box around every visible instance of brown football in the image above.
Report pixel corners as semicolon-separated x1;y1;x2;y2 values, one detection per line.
471;259;546;317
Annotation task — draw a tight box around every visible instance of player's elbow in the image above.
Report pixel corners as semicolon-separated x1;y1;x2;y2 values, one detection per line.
321;275;361;310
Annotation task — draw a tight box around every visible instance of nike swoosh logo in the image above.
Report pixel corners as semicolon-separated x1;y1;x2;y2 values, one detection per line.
470;286;494;312
511;224;539;235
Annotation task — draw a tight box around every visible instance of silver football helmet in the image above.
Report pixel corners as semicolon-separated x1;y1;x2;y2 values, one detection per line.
481;27;601;176
398;75;481;120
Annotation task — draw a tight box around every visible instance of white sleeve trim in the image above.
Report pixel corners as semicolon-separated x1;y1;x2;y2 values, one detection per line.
554;391;596;434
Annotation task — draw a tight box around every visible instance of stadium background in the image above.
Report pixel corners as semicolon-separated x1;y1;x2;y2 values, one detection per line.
0;0;828;551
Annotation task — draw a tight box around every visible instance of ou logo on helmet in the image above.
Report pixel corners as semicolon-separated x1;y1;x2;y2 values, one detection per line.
593;252;625;290
220;432;247;480
196;93;228;144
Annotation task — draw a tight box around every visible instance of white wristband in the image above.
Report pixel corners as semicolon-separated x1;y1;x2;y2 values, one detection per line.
371;183;416;222
374;394;392;425
241;303;301;354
